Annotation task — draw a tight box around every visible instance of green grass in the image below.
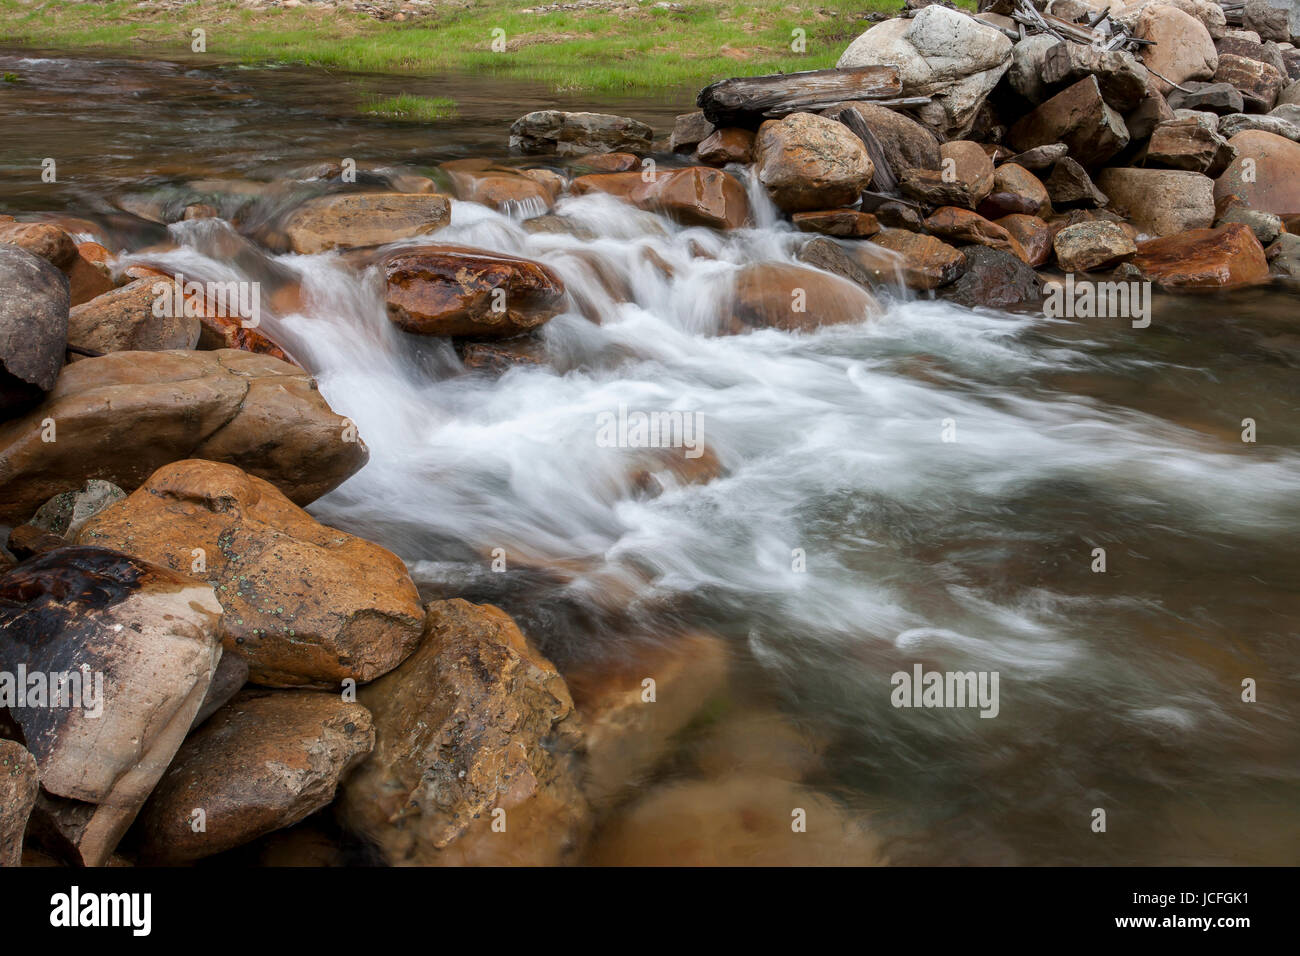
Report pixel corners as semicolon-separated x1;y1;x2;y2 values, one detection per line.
362;93;459;120
0;0;974;93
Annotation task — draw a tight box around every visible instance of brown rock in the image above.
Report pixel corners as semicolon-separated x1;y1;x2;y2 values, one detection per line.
821;101;942;189
283;193;451;254
1147;118;1239;175
755;112;874;213
338;599;591;865
0;245;68;414
1041;41;1150;111
791;209;880;237
0;219;77;268
1006;143;1069;170
0;740;38;867
573;167;750;229
1215;53;1286;112
509;110;652;156
1214;129;1300;214
727;263;882;333
1053;221;1138;272
944;246;1044;308
1133;223;1270;288
990;163;1049;215
76;459;425;688
1097;167;1217;235
0;349;368;524
456;335;547;373
1045;158;1109;209
1125;78;1177;141
868;229;966;289
1007;76;1131;167
67;278;200;355
923;206;1028;260
995;214;1054;267
794;236;882;288
697;127;755;165
572;152;640;172
66;243;116;307
384;245;565;338
669;111;714;153
439;159;554;213
1137;4;1220;94
136;690;375;863
0;546;222;866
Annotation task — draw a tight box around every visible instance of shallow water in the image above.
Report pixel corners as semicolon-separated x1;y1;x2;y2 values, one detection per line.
4;50;1298;865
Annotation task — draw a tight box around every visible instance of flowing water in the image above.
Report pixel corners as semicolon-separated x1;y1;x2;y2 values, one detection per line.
4;51;1299;866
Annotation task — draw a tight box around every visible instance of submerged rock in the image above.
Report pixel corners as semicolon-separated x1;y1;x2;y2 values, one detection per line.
283;193;451;254
726;263;882;334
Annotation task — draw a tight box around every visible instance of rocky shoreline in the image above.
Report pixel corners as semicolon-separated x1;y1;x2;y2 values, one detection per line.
2;0;1298;867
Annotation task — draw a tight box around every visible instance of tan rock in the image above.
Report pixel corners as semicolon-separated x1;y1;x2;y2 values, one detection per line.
1053;220;1138;271
755;112;874;213
283;193;451;254
868;229;966;289
1136;4;1219;94
726;263;882;333
1007;76;1131;167
67;278;200;355
991;162;1050;215
1096;167;1216;235
924;206;1029;260
996;214;1055;266
1214;129;1300;214
439;159;553;213
0;741;38;867
697;127;755;165
1214;52;1286;111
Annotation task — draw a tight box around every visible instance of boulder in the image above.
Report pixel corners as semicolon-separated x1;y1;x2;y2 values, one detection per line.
995;214;1054;266
1147;117;1239;174
944;246;1043;308
1218;111;1300;138
990;163;1050;215
669;111;713;153
0;740;38;867
899;140;995;210
1041;41;1150;111
1214;129;1300;212
67;242;116;308
383;245;565;338
0;244;68;415
1045;158;1109;208
338;600;591;865
283;193;451;254
1217;204;1284;242
67;278;200;355
1243;0;1300;43
836;5;1013;137
1053;220;1139;272
754;113;874;213
573;166;750;229
1136;4;1220;94
76;459;425;688
509;110;653;156
1214;53;1286;111
1096;167;1217;235
867;229;966;289
923;206;1029;260
697;127;755;165
1168;81;1246;114
29;479;126;540
726;263;882;333
791;210;880;237
1009;34;1059;105
0;219;77;268
135;690;375;863
821;102;943;187
438;160;553;214
1007;76;1131;167
1133;223;1271;287
1215;34;1287;77
0;546;223;866
0;349;367;524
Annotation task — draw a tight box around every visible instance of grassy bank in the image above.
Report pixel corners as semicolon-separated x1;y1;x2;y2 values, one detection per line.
0;0;973;93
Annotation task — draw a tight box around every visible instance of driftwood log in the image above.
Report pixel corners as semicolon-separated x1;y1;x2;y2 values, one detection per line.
696;66;904;128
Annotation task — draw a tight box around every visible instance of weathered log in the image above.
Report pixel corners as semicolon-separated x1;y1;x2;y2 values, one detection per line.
697;67;903;128
824;104;901;196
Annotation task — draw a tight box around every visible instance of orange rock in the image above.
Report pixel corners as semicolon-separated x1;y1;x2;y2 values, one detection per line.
728;262;881;333
923;206;1029;261
66;242;116;306
1133;223;1270;289
868;229;965;289
573;166;750;230
439;159;553;213
792;209;880;237
572;151;639;172
1214;130;1300;216
995;214;1054;267
696;127;755;166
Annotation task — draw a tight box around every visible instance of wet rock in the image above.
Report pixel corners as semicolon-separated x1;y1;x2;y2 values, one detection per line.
571;152;640;173
283;193;451;254
1136;4;1220;94
697;127;755;165
76;459;424;688
1215;53;1286;111
383;244;565;338
338;599;590;865
976;191;1040;219
754;113;874;213
943;246;1043;308
0;219;77;269
509;110;653;156
573;167;750;229
1007;76;1131;168
456;335;548;373
1214;129;1300;213
135;690;374;863
521;214;597;240
1168;81;1246;114
794;236;882;288
566;633;730;807
1266;231;1300;274
996;214;1054;267
438;160;553;214
868;229;966;289
67;278;200;355
1045;158;1109;209
726;263;881;333
836;5;1012;138
990;163;1049;215
1147;117;1239;174
923;206;1028;260
0;349;367;524
1133;222;1271;288
29;479;126;540
0;245;68;415
1041;41;1149;112
66;243;116;308
792;210;879;238
821;101;942;186
1053;221;1139;272
1097;167;1216;235
0;546;222;866
669;111;713;153
872;199;927;231
0;740;38;867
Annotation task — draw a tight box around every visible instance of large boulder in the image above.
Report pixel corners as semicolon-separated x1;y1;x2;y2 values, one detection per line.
0;546;223;866
509;110;653;156
283;193;451;254
1041;41;1150;112
76;459;424;688
1008;34;1059;105
67;277;200;356
0;244;68;415
1147;117;1239;175
0;740;38;866
1096;167;1217;235
1214;53;1287;111
135;690;375;863
1136;4;1220;94
836;5;1013;137
754;112;874;213
338;600;591;865
726;263;882;334
1214;129;1300;213
1006;76;1131;167
821;102;942;188
0;349;367;524
384;245;566;338
1132;223;1270;288
1243;0;1300;43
